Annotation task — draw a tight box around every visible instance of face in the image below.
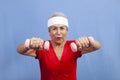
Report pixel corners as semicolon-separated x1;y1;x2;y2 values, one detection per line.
49;24;68;45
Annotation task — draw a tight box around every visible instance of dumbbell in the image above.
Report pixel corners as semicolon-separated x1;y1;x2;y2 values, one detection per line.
70;36;95;52
24;39;77;52
24;36;94;52
24;39;50;50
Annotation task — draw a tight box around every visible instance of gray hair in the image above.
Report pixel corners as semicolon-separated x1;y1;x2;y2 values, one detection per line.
48;12;68;31
48;12;68;19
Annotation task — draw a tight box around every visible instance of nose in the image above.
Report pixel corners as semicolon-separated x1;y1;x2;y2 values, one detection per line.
56;29;61;35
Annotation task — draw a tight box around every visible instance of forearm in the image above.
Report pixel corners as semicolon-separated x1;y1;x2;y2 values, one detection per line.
81;40;101;54
17;44;29;54
17;37;44;57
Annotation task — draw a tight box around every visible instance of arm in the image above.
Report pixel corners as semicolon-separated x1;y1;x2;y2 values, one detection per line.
17;44;37;57
75;36;101;54
17;37;44;57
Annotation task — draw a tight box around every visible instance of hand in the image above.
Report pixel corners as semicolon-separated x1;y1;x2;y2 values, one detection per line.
29;37;44;50
75;36;95;51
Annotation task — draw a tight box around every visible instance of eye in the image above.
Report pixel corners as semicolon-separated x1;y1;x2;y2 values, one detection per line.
60;26;66;30
49;26;55;30
52;27;57;30
61;27;65;30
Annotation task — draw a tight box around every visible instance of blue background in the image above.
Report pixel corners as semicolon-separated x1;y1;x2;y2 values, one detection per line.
0;0;120;80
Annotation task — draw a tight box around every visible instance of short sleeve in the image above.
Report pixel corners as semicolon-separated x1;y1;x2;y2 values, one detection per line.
35;50;43;60
74;51;82;59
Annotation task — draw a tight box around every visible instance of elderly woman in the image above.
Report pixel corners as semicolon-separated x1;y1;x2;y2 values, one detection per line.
17;12;101;80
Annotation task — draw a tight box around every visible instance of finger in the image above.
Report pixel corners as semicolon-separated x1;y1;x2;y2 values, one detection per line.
38;38;44;50
76;39;82;48
77;38;82;51
76;39;83;51
30;38;36;45
30;38;39;49
37;39;41;48
35;43;39;49
83;37;90;48
40;39;44;46
78;37;87;48
29;39;33;48
31;43;35;49
80;37;86;48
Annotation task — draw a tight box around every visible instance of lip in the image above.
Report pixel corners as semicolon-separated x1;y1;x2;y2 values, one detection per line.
56;37;62;40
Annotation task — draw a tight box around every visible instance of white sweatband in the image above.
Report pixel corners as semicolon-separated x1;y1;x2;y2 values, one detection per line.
48;16;68;27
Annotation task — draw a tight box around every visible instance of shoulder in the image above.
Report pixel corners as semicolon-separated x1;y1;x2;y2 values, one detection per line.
66;40;75;43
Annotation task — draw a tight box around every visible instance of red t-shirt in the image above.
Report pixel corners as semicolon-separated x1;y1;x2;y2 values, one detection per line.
36;40;82;80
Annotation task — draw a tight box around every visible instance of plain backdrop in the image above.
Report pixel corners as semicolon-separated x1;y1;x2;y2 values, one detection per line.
0;0;120;80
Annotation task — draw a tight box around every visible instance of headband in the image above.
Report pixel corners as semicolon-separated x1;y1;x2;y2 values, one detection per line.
48;16;68;27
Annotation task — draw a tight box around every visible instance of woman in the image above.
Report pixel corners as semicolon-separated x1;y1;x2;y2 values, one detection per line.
17;12;101;80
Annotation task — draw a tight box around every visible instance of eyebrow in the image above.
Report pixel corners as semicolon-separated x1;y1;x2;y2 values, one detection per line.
50;25;67;28
49;26;68;31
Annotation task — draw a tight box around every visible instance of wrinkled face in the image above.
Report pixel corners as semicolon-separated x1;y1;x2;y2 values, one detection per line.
49;24;68;45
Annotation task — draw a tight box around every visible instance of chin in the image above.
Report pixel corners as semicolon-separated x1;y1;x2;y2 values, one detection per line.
55;40;65;45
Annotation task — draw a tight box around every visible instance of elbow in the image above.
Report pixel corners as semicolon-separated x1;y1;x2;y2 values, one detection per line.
16;44;26;54
16;47;23;54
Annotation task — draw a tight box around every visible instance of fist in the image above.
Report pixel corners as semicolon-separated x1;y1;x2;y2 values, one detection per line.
30;37;44;49
25;37;44;50
75;36;95;51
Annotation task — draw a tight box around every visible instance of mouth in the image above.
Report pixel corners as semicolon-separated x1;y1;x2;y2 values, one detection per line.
55;36;63;40
56;37;62;39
